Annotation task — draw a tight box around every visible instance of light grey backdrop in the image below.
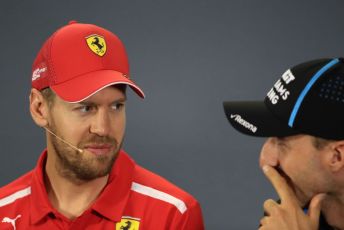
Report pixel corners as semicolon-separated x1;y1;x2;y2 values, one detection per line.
0;0;343;229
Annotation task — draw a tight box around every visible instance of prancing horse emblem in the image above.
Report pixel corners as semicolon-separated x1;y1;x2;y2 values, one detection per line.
120;220;132;230
116;217;140;230
86;34;107;56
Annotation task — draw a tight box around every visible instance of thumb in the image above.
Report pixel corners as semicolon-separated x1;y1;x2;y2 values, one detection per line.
308;193;326;228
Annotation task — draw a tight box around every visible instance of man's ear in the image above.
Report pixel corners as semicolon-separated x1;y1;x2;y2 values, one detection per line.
29;88;49;127
328;140;344;172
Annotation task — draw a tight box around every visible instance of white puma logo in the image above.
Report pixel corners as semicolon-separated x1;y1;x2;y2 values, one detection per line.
2;215;21;230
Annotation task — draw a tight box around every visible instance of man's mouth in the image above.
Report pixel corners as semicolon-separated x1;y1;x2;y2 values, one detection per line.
83;144;114;156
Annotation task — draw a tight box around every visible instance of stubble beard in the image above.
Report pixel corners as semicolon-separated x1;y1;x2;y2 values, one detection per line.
49;124;122;183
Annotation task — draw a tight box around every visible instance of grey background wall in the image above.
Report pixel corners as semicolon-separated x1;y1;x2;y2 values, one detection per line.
0;0;343;229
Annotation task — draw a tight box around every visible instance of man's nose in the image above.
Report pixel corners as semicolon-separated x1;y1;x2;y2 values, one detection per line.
90;109;111;137
259;137;279;168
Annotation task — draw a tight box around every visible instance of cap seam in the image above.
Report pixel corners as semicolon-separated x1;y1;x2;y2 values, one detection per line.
47;27;65;86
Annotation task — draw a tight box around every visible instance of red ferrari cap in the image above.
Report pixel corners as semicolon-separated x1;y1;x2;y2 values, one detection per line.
31;21;145;102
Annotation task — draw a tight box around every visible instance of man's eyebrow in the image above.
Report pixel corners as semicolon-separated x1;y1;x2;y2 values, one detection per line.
276;137;286;141
110;97;127;104
276;137;287;143
114;97;127;103
77;101;95;106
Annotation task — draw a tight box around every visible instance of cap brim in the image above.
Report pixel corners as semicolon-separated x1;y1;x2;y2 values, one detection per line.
223;101;299;137
51;70;145;102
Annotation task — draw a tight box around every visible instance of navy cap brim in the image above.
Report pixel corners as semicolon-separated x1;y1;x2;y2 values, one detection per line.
223;101;299;137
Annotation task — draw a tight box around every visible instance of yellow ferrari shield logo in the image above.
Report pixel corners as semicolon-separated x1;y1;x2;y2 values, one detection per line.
116;217;140;230
86;34;106;56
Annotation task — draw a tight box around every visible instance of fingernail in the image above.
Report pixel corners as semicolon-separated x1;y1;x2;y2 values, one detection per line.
263;165;269;172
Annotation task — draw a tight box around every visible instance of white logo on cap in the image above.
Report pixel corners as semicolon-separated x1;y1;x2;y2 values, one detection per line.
267;69;295;105
32;67;47;81
230;114;257;133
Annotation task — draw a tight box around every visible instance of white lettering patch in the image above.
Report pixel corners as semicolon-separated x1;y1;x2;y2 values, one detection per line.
32;67;47;81
266;69;295;105
281;69;295;84
230;114;257;133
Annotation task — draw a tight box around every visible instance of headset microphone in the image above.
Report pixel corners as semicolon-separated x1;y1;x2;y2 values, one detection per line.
44;127;83;153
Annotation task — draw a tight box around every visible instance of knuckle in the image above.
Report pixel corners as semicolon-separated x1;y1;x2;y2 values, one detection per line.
273;207;285;218
260;216;268;225
263;199;276;210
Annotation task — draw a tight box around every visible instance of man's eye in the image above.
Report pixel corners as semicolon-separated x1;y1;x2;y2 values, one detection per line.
79;105;92;113
112;103;124;110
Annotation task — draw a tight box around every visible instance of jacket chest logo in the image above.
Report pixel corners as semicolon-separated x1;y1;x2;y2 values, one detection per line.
116;216;140;230
2;214;21;230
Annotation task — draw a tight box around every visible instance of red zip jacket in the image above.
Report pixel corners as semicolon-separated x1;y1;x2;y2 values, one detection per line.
0;150;204;230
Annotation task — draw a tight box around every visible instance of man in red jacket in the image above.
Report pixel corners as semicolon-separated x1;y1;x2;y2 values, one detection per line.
0;21;204;230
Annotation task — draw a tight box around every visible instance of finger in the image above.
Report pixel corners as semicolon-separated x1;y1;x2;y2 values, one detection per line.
308;193;326;229
259;216;270;226
262;165;296;203
263;199;279;216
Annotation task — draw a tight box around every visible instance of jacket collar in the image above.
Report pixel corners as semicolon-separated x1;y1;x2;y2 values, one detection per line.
29;149;135;224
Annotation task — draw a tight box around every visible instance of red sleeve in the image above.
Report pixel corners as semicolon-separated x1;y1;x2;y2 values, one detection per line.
170;200;205;230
